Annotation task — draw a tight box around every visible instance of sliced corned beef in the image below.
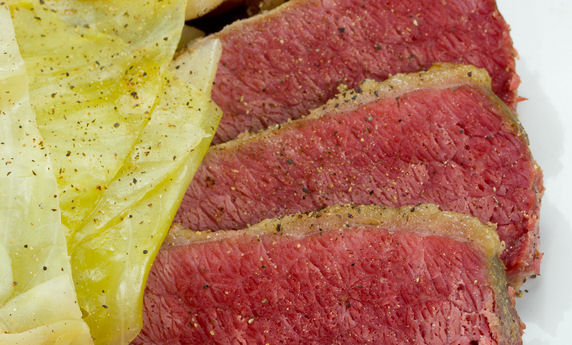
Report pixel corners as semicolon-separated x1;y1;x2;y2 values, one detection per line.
210;0;519;143
174;64;543;285
137;204;523;344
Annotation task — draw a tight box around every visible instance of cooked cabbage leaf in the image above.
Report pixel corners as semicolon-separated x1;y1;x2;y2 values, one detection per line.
0;7;92;344
6;1;221;342
69;39;222;344
9;0;187;234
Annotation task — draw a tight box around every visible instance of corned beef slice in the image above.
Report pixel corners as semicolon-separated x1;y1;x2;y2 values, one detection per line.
211;0;519;143
175;64;543;285
138;204;523;344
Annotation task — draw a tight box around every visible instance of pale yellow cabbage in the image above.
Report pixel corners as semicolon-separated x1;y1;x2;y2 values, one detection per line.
177;25;206;52
0;7;92;344
10;0;187;233
6;0;222;343
70;39;222;344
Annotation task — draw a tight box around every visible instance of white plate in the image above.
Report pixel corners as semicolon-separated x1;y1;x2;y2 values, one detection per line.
497;1;572;343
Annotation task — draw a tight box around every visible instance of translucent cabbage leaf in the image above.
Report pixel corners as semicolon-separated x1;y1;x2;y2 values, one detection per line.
69;39;222;344
0;7;92;344
9;0;187;233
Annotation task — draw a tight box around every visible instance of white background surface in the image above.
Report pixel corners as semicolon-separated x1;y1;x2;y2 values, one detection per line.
497;1;572;344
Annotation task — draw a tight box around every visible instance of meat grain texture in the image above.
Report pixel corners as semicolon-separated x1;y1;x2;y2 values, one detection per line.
137;204;523;344
210;0;519;142
175;64;543;285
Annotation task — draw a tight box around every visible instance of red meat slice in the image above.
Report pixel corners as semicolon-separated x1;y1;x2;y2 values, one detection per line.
175;64;543;285
210;0;519;143
136;204;523;344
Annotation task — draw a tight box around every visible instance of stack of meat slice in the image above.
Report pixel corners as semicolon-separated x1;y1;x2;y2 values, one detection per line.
136;0;543;343
135;64;541;344
174;64;542;285
137;204;523;344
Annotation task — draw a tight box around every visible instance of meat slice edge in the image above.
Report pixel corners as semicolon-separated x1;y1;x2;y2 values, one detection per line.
137;204;523;345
